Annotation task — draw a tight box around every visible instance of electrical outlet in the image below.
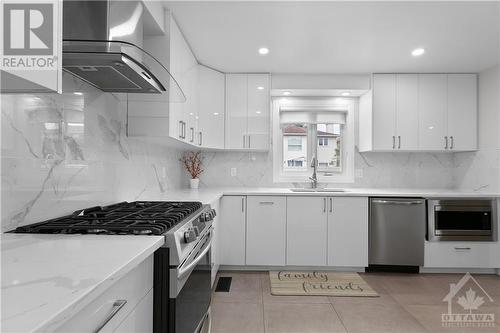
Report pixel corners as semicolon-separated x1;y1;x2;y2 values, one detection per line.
230;168;237;177
355;169;363;178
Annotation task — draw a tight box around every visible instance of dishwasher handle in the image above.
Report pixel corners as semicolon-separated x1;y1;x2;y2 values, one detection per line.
371;199;425;205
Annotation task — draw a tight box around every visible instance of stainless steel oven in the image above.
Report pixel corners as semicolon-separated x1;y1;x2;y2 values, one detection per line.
169;227;212;333
428;199;497;241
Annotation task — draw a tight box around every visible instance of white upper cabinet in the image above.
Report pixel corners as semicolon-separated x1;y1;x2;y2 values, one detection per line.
247;74;270;150
418;74;448;150
447;74;478;151
169;15;199;144
364;74;419;151
372;74;397;150
127;12;196;143
359;73;477;152
197;65;225;149
225;73;270;151
396;74;419;150
225;74;248;149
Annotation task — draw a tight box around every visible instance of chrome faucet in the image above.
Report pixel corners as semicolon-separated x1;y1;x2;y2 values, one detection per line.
309;156;318;188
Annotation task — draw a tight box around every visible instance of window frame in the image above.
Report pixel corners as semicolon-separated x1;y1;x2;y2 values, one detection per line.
272;97;355;183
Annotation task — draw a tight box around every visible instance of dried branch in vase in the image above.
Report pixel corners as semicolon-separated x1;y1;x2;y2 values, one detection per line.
180;151;204;179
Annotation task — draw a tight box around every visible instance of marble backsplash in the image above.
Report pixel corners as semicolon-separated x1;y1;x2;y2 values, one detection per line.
199;149;454;189
1;74;188;232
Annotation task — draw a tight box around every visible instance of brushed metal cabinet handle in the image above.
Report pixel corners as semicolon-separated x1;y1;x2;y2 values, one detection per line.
444;136;448;149
323;198;326;212
392;136;395;149
398;136;401;149
243;135;246;148
242;197;245;212
199;131;203;146
329;198;333;213
190;127;194;142
179;121;183;138
450;136;454;149
454;247;471;251
248;135;251;148
94;300;127;333
259;201;274;205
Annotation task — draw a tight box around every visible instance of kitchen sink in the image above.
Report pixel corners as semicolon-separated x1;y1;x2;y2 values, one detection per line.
290;188;346;193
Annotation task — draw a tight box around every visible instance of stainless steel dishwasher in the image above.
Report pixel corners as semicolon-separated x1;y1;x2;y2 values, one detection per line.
369;198;426;268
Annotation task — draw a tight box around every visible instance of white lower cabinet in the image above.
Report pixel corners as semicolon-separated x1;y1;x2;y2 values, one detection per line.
424;241;499;268
56;256;153;332
328;197;368;267
114;290;153;333
219;196;246;265
287;197;328;266
246;196;286;265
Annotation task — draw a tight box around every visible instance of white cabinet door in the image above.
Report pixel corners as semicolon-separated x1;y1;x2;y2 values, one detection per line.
168;16;198;144
114;290;153;333
287;197;328;266
372;74;397;150
246;196;286;265
198;65;225;149
396;74;419;150
327;197;368;267
447;74;477;151
424;242;497;268
219;196;246;265
418;74;448;150
247;74;270;150
225;74;248;149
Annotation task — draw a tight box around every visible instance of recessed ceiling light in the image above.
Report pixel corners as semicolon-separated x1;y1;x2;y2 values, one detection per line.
256;111;262;114
258;47;269;55
341;92;350;96
257;86;264;90
213;112;219;116
189;113;194;116
411;48;425;57
283;91;291;96
73;92;83;95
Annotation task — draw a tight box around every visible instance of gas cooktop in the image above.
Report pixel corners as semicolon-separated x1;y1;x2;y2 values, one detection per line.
13;201;204;235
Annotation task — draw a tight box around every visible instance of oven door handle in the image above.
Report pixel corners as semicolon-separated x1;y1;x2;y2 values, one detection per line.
177;241;212;280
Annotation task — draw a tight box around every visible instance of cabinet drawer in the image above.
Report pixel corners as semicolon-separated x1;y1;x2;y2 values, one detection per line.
424;242;497;268
56;256;153;332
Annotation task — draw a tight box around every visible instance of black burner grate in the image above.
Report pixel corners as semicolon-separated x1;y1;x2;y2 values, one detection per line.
13;201;203;235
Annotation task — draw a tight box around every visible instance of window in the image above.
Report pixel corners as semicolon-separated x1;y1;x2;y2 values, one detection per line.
318;137;329;146
282;124;307;170
272;97;355;183
287;136;303;151
317;123;342;171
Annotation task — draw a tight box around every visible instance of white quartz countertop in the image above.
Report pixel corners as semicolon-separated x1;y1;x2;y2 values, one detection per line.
1;234;164;333
149;187;500;204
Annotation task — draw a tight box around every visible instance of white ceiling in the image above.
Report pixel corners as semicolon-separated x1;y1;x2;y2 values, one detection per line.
164;1;500;74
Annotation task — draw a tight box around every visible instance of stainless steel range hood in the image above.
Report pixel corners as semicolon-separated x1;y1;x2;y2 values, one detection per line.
63;0;185;100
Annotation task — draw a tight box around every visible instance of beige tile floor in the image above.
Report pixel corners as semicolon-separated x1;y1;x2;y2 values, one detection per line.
211;271;500;333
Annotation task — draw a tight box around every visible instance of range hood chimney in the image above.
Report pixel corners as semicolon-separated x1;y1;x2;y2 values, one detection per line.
63;0;184;100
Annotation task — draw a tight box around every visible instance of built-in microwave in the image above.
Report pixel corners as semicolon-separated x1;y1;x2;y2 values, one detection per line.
427;199;497;241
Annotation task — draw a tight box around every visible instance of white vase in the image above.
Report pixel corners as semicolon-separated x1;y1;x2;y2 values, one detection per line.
190;178;199;189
